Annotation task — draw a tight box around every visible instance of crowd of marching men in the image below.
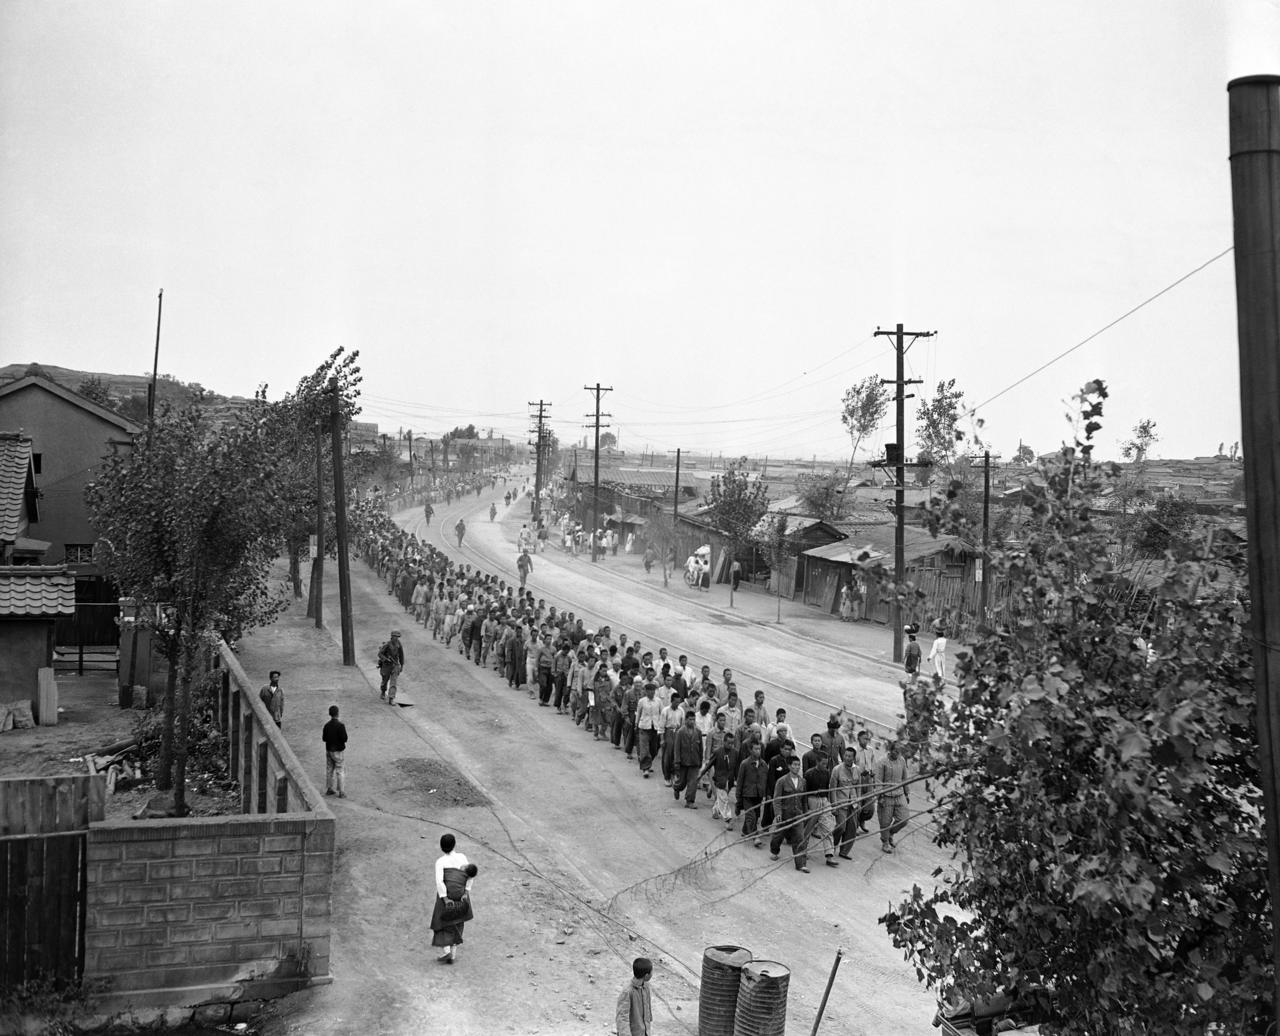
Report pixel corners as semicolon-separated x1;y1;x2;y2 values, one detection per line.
349;491;919;874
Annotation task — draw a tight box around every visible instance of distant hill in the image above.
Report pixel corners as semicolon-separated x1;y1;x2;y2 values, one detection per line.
0;362;248;424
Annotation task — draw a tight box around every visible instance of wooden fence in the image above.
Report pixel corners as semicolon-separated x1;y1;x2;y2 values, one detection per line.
0;775;105;990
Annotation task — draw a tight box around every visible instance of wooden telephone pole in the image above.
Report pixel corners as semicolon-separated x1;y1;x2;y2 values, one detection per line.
529;401;549;528
875;323;934;663
585;384;612;561
328;378;355;665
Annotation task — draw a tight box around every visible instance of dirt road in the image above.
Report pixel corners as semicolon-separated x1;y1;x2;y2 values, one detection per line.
256;482;946;1035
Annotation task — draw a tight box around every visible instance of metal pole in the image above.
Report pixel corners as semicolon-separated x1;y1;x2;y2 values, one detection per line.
1228;73;1280;1027
809;947;844;1036
146;289;163;452
893;323;906;663
673;447;681;524
979;449;990;623
592;389;601;562
329;378;355;665
313;420;325;630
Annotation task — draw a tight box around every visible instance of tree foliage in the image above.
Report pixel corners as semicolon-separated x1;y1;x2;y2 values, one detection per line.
841;375;890;463
1133;495;1198;557
704;462;769;606
878;381;1270;1035
258;349;362;592
86;398;293;814
77;376;115;409
755;514;801;622
794;471;845;521
599;431;618;450
1122;418;1159;462
916;378;967;473
1015;443;1036;465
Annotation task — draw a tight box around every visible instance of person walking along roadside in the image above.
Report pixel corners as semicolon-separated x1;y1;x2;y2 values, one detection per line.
377;630;405;704
430;833;475;964
322;705;347;798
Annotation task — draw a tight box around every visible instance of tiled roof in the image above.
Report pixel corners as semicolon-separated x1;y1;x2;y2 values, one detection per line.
0;432;34;542
0;565;76;616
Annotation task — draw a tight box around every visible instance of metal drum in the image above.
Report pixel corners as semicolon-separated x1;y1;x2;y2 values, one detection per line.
733;959;790;1036
698;944;753;1036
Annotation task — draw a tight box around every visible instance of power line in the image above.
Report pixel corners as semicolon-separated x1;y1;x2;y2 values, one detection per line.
973;245;1234;412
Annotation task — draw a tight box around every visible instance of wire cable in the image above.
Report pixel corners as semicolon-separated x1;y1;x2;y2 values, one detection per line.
972;246;1234;413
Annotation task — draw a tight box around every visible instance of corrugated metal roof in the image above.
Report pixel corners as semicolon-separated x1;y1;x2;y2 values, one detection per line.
804;525;958;564
0;432;35;542
0;565;76;616
803;540;887;564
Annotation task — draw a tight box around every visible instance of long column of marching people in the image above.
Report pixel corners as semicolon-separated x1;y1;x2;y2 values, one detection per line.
348;489;916;872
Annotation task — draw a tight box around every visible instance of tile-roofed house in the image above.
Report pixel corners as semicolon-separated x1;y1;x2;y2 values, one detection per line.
0;373;140;644
0;564;75;698
0;565;75;616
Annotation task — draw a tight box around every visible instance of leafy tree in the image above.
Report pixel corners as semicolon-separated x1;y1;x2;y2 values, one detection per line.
755;514;801;622
841;375;890;466
259;349;362;596
86;397;292;815
1134;495;1198;557
794;471;845;521
1229;473;1245;501
1122;418;1159;462
878;381;1270;1035
916;378;967;474
703;462;769;608
599;431;618;450
77;376;116;410
644;509;680;588
1015;443;1036;465
117;394;149;425
446;424;478;441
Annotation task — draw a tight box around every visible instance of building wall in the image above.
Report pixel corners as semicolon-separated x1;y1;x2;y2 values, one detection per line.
0;383;133;568
82;640;335;1009
84;816;333;1003
0;619;52;697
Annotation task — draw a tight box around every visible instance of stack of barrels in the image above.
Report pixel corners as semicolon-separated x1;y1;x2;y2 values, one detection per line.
698;945;791;1036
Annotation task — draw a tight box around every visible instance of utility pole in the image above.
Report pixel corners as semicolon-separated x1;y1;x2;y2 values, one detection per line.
529;401;549;529
406;429;413;496
328;377;355;665
311;419;325;629
875;322;934;663
1229;73;1280;1027
584;384;613;562
146;289;163;452
671;447;682;525
979;449;991;623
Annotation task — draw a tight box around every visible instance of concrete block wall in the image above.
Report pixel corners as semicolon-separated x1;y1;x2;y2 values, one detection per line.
84;814;334;1003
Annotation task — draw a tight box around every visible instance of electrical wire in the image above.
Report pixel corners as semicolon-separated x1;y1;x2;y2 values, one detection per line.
972;246;1234;413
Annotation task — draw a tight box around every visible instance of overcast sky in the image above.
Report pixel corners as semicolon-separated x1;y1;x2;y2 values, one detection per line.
2;2;1277;463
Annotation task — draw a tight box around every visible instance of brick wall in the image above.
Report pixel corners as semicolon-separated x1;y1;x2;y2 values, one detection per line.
84;814;333;1005
80;641;335;1010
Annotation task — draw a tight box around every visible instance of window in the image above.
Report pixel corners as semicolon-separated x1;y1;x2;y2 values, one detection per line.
64;544;95;564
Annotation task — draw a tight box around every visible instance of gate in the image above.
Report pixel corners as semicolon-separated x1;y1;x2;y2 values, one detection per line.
0;776;104;990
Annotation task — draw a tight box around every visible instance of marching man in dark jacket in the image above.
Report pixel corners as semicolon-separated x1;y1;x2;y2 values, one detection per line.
769;755;810;872
735;739;769;847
